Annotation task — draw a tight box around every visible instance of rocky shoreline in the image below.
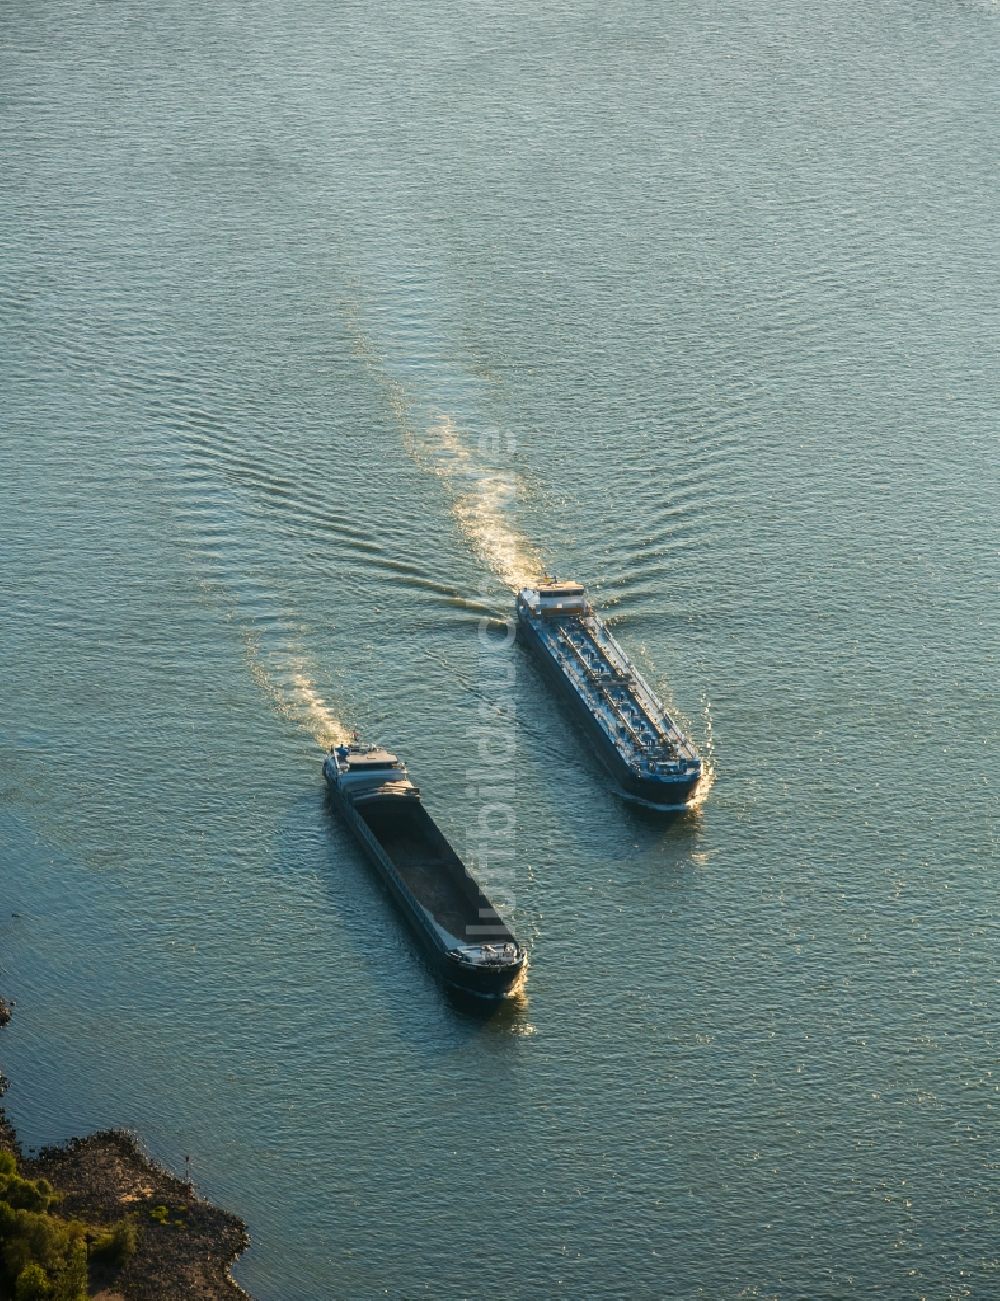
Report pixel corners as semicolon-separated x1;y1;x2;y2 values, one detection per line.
0;997;251;1300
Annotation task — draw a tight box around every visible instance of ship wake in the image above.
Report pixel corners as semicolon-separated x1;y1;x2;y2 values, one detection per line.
408;411;545;593
344;296;546;592
172;434;351;749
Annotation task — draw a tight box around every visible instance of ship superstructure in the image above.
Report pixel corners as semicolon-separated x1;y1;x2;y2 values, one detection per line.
517;582;702;809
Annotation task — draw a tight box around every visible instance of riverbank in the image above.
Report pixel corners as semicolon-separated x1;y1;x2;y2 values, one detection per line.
0;999;251;1299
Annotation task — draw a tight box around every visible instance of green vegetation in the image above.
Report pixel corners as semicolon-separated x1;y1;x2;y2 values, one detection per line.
148;1202;188;1230
0;1152;135;1300
89;1217;137;1264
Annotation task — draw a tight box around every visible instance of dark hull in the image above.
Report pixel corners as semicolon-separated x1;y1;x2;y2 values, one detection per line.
324;765;525;999
518;614;700;810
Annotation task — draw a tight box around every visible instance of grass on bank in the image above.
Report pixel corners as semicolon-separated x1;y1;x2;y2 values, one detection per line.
0;1151;135;1300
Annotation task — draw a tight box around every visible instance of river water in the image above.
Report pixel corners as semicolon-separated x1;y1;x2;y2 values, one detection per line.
1;1;996;1297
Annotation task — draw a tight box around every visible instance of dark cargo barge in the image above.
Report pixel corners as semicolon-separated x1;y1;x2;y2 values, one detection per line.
517;581;703;810
323;743;526;999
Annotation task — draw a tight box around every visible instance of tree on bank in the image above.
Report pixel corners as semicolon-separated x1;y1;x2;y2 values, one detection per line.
0;1151;133;1300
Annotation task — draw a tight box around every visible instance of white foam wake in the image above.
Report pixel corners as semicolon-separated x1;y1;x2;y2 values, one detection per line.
344;299;545;592
173;439;350;749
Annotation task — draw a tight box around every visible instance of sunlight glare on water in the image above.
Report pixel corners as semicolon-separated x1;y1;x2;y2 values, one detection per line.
412;411;547;592
346;299;547;591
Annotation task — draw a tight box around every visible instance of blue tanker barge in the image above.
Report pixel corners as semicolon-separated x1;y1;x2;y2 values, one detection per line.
323;742;526;999
517;581;703;810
